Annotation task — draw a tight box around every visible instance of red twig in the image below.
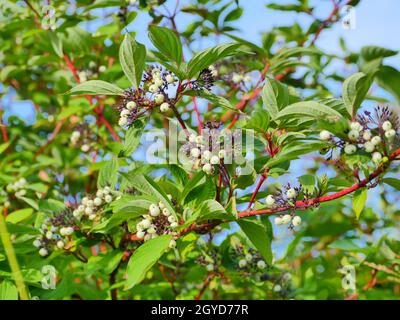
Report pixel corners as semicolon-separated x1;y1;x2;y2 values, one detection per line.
33;119;66;159
195;273;216;300
246;167;270;210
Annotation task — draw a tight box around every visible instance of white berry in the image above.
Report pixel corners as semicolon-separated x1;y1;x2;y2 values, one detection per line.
126;101;136;110
274;216;282;225
39;248;48;257
372;152;382;164
202;163;212;174
382;121;392;131
281;214;292;224
169;239;176;249
154;94;164;104
363;130;372;141
166;74;175;84
210;155;220;165
190;148;200;158
160;102;170;112
371;136;381;145
118;116;128;126
149;204;160;216
257;260;267;270
238;259;247;268
319;130;331;141
104;195;112;203
385;129;396;139
292;216;302;226
348;130;359;141
266;195;275;206
344;144;356;154
286;188;297;199
162;208;170;216
350;122;362;131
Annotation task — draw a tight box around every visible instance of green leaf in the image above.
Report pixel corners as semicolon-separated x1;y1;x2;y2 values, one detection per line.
360;46;397;62
67;80;125;96
119;33;146;88
86;251;124;275
245;109;270;133
186;42;241;78
352;188;367;219
185;89;239;112
97;157;119;188
148;26;182;66
262;77;289;119
48;32;63;58
383;178;400;190
6;208;34;224
238;218;273;264
276;101;342;121
121;119;146;157
0;281;18;300
375;66;400;104
342;72;373;117
125;234;172;289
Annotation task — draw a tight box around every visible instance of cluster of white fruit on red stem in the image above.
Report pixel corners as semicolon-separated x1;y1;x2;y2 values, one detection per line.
135;195;178;249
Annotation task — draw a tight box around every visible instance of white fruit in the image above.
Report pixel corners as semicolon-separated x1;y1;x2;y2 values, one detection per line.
82;197;89;205
39;248;48;257
160;102;170;112
372;152;382;164
344;144;356;154
154;94;164;104
147;226;157;234
154;78;163;87
281;214;292;224
292;216;302;226
257;260;266;270
206;264;214;272
65;227;74;235
144;234;152;241
202;163;212;174
189;134;197;143
382;121;392;131
78;205;85;212
350;122;362;131
136;230;145;239
149;84;158;93
274;216;282;225
72;210;80;218
149;204;160;216
162;208;170;216
120;109;130;117
210;155;220;165
244;75;251;83
103;186;111;194
238;259;247;268
371;136;381;145
86;200;94;207
385;129;396;139
286;188;297;199
33;239;41;248
85;207;93;215
118;116;128;126
190;148;200;158
170;222;178;227
72;131;81;139
56;241;65;249
96;190;104;198
169;239;176;249
105;195;112;203
98;65;106;73
195;135;204;144
141;219;151;229
166;74;175;84
232;73;243;83
202;150;211;160
348;130;359;141
158;201;165;209
46;231;53;240
126;101;136;110
363;130;372;141
245;254;253;262
93;197;102;206
266;195;275;206
89;214;97;220
168;215;176;223
364;141;375;153
273;284;282;292
319;130;331;141
218;150;226;159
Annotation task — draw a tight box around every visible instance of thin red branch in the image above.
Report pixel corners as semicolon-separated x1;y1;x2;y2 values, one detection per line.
33;119;66;159
195;273;216;300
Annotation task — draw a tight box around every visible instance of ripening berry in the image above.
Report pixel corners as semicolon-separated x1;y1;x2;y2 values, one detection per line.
273;284;282;292
149;84;158;93
82;197;89;205
103;186;111;194
209;65;218;77
86;199;94;207
190;148;200;158
372;152;382;164
344;144;356;154
167;194;173;201
65;227;74;235
118;116;128;126
149;204;160;217
245;254;253;262
274;216;282;225
364;141;375;153
78;71;87;82
257;260;267;270
286;188;296;199
202;163;212;174
170;222;178;227
206;264;214;272
210;155;220;165
126;101;136;110
72;210;80;218
56;241;65;249
195;135;204;145
160;102;170;112
385;129;396;139
85;207;93;215
202;150;211;160
77;205;85;213
350;122;362;131
39;248;48;257
162;208;170;216
71;131;81;139
4;201;10;208
158;201;165;209
218;150;226;159
154;78;163;87
81;144;90;152
60;227;67;236
348;130;359;141
120;109;130;117
319;130;331;141
93;197;102;206
136;230;145;239
292;216;301;226
371;136;381;145
363;130;372;141
98;65;106;73
154;94;165;104
281;214;292;224
141;219;151;229
147;226;157;234
238;259;247;268
33;239;41;248
166;74;175;84
169;239;176;249
168;215;176;223
104;195;113;203
382;121;392;131
46;231;53;240
266;195;275;206
232;73;243;83
144;234;152;241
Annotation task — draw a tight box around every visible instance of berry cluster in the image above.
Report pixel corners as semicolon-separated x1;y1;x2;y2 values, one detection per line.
33;209;75;257
196;251;220;273
265;185;303;227
77;61;106;83
70;125;97;153
72;186;116;221
116;66;176;127
231;72;252;85
5;177;27;198
237;249;267;271
319;107;399;165
135;197;178;249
